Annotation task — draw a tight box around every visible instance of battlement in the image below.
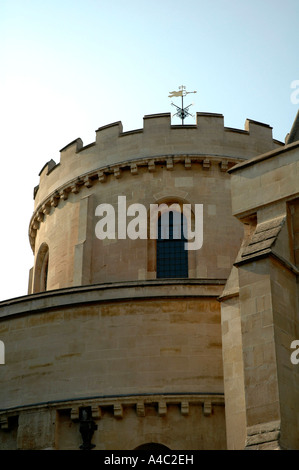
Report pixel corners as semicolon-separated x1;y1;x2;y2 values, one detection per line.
34;112;283;208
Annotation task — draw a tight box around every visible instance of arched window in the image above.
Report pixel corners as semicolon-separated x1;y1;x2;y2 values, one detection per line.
33;243;49;293
156;210;188;278
41;250;49;291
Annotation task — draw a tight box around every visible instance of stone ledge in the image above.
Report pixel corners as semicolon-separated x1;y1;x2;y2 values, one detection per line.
0;278;226;319
228;140;299;174
0;392;225;425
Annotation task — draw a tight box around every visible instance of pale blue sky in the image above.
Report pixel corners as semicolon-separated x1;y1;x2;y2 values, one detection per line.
0;0;298;299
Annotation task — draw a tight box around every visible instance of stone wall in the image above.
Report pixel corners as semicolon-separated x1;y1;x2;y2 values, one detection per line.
0;282;225;449
221;140;299;449
30;160;244;292
0;112;288;450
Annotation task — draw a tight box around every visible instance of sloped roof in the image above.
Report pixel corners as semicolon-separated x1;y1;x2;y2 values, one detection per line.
235;216;285;264
286;110;299;144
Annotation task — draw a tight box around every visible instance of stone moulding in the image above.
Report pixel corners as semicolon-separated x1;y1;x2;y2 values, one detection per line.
0;392;225;429
0;278;226;319
228;139;299;174
29;153;244;251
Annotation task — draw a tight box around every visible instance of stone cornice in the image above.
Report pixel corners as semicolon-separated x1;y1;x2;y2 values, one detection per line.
0;392;225;425
0;278;226;319
228;139;299;173
29;153;244;251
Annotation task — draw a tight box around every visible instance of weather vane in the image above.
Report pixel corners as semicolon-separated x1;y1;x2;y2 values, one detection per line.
168;85;197;125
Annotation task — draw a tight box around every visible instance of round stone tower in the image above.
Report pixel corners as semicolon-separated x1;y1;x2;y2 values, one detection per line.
0;112;282;450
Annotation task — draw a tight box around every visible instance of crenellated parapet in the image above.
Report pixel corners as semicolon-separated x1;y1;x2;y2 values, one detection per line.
29;112;283;251
34;112;282;205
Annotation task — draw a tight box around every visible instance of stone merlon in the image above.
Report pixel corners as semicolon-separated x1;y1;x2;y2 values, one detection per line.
34;112;283;208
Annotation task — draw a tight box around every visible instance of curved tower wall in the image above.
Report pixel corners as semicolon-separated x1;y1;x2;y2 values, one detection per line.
29;112;281;292
0;112;283;450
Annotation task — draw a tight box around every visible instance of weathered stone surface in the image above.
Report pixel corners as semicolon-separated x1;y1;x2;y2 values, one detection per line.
222;114;299;450
2;111;299;450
